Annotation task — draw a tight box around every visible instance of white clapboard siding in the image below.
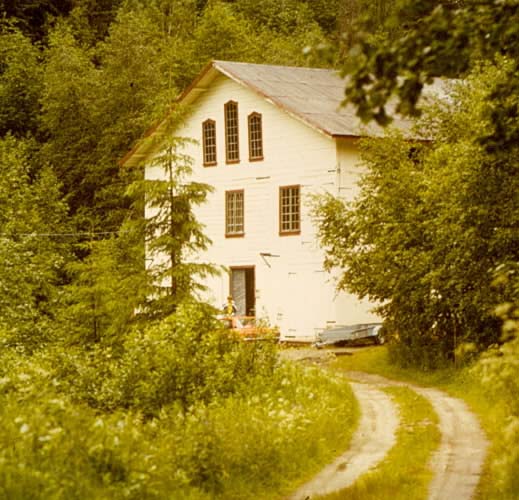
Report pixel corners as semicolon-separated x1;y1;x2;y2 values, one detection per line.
332;138;380;327
146;73;379;340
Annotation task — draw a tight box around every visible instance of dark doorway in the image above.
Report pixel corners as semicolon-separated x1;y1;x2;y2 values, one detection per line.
230;267;255;316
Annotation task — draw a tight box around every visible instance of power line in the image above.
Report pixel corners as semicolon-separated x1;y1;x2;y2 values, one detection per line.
0;230;133;238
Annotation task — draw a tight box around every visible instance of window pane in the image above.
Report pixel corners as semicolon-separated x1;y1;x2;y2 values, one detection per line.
279;186;300;234
225;102;239;162
202;120;217;165
226;190;244;235
248;113;263;160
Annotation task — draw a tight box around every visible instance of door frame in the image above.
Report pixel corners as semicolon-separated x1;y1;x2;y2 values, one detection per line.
229;266;256;317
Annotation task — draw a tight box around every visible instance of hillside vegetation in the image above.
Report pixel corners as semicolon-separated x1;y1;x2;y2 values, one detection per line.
1;0;518;498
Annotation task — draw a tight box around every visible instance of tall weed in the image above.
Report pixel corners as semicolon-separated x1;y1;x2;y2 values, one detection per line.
0;304;357;499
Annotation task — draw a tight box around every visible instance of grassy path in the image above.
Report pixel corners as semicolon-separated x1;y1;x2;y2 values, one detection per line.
284;346;490;500
343;371;487;500
316;385;439;500
289;381;399;499
333;347;495;499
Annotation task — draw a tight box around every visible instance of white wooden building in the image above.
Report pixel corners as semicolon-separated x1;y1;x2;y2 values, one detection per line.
121;61;419;341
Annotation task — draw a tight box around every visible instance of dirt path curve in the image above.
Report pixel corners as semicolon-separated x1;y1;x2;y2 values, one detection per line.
288;381;399;500
347;372;488;500
415;386;488;500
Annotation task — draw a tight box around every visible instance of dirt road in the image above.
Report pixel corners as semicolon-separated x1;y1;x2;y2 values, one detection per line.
346;372;488;500
284;353;488;500
289;381;399;500
414;387;488;500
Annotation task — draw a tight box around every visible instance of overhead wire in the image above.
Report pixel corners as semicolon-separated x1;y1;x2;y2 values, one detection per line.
0;230;133;239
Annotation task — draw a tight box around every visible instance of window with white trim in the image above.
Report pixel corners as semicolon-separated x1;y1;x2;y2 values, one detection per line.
248;112;263;161
202;119;217;166
225;190;244;236
224;101;239;163
279;185;300;235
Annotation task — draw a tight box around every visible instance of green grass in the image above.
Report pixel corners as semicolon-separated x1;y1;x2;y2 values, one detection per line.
330;346;458;386
315;385;440;500
330;346;513;499
270;368;360;500
0;350;361;500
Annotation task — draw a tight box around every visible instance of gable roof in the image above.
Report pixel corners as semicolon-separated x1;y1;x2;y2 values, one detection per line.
121;60;443;167
206;60;394;138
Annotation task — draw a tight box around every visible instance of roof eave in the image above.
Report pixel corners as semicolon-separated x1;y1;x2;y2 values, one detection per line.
120;61;221;168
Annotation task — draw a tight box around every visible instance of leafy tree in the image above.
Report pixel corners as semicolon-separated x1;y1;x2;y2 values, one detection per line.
67;0;124;46
123;0;200;89
0;136;69;351
335;0;400;53
342;0;519;147
95;3;182;135
0;0;73;41
39;22;104;226
192;2;257;65
230;0;315;35
303;0;341;34
314;64;519;367
474;261;519;496
40;9;180;231
313;0;519;367
0;23;43;138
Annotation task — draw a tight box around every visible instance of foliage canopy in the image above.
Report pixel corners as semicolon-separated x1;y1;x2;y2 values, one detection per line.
315;61;519;367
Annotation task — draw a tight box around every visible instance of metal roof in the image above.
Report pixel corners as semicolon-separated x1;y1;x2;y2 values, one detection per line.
212;60;420;139
121;60;443;167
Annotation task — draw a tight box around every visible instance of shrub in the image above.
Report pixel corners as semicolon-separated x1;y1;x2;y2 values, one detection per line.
53;302;278;415
475;264;519;497
0;326;356;499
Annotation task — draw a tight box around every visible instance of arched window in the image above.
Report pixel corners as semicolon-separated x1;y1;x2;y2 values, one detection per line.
224;101;239;163
202;119;217;166
248;112;263;161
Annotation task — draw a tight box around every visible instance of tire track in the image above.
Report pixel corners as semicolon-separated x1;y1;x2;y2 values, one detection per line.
347;372;488;500
414;387;488;500
288;381;399;499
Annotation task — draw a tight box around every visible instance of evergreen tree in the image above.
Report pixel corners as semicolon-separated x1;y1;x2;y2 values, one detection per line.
60;225;147;346
128;134;217;319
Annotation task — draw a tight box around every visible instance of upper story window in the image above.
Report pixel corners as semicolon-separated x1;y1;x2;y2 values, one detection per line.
224;101;240;163
202;119;217;166
279;185;300;235
248;112;263;161
226;190;244;237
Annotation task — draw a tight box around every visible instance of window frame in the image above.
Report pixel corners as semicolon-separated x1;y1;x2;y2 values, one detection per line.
248;112;264;161
224;100;240;164
202;119;217;166
225;189;245;238
279;185;301;236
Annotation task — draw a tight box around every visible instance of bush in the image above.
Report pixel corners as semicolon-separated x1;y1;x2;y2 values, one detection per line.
475;264;519;498
313;64;519;368
0;304;357;499
53;302;278;415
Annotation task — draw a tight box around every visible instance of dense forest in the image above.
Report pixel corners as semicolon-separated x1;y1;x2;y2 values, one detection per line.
1;0;518;497
0;1;393;498
0;0;404;344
